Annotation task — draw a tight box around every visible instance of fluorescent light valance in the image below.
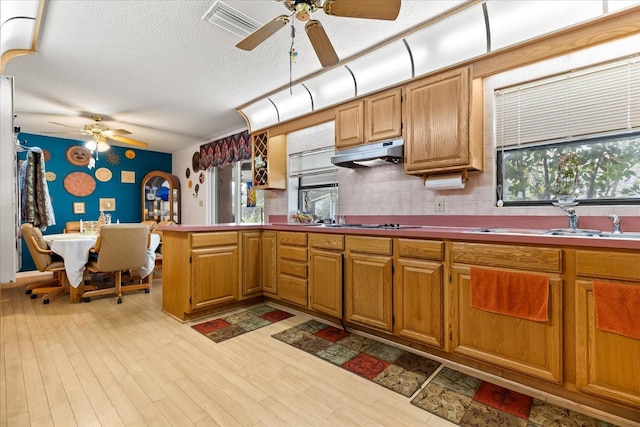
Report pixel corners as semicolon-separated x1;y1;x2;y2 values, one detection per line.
0;0;44;72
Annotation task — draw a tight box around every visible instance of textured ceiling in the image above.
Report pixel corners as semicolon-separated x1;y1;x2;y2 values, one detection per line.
7;0;466;153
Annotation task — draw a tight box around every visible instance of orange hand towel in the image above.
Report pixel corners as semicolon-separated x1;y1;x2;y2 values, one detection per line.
593;281;640;340
470;267;550;322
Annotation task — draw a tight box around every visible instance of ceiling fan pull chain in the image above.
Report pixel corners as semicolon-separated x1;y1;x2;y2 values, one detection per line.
289;23;297;94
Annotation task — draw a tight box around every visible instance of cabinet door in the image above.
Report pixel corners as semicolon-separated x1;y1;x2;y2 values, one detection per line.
310;249;343;318
261;231;277;294
241;231;261;298
335;100;364;149
576;280;640;408
366;89;402;142
345;252;393;332
405;67;470;172
191;246;238;310
394;258;444;348
451;265;563;384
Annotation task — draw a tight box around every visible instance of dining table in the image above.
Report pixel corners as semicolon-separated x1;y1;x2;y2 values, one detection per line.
44;232;160;303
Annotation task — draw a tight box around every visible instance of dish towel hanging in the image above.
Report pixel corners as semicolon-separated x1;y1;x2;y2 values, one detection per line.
470;267;550;322
19;147;56;228
593;281;640;340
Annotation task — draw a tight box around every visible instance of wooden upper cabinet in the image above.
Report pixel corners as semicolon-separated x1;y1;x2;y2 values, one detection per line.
335;100;364;149
335;88;403;149
252;131;287;189
404;66;483;174
365;89;403;142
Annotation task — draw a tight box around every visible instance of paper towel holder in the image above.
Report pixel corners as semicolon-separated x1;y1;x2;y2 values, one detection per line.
423;170;468;190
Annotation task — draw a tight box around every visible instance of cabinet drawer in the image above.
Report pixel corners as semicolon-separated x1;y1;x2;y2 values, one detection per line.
279;246;307;262
451;242;562;273
280;259;308;278
278;232;308;246
397;239;444;261
279;276;308;307
191;231;238;248
346;236;393;255
576;250;640;281
309;233;344;251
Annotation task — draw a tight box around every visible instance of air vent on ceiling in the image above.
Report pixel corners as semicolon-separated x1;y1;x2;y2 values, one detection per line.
203;1;262;38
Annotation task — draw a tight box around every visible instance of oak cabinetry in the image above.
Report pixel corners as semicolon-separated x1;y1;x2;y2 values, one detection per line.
277;232;308;307
240;231;262;299
335;88;403;149
344;236;394;332
163;230;240;320
309;233;344;318
450;242;563;384
252;131;287;189
575;250;640;408
394;239;445;349
261;231;277;295
404;66;483;174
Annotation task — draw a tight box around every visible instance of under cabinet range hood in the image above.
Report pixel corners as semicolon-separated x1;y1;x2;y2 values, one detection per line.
331;139;404;168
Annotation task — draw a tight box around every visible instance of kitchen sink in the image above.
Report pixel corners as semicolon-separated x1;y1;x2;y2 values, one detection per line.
545;228;602;237
471;228;549;235
600;231;640;239
471;228;640;239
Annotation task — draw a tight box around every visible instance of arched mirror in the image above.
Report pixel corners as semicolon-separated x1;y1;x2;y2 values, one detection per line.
142;171;181;224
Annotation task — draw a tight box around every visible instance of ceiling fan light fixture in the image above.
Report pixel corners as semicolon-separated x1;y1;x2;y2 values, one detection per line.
85;139;97;151
97;141;110;152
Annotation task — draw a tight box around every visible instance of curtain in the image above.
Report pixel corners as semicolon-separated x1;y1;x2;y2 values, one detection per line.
199;130;251;170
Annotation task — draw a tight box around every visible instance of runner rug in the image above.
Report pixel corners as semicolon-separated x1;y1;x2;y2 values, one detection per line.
271;319;441;397
191;305;294;343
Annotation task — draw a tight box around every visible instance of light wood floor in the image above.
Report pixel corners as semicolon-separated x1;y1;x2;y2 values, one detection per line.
1;273;636;427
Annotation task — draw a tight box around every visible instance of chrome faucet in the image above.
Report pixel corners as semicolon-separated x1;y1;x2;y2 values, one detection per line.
561;206;579;229
608;214;621;234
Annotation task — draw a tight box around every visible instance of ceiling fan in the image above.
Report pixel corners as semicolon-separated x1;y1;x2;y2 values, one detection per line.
45;115;149;149
236;0;401;67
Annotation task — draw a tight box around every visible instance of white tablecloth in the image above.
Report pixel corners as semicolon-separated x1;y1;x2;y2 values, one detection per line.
45;232;161;287
45;234;97;287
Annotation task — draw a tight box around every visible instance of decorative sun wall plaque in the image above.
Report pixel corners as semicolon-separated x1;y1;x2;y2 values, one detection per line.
106;151;120;165
125;149;136;159
63;172;96;197
65;145;92;166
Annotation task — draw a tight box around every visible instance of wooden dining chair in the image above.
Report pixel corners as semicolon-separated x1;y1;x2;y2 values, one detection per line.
81;224;150;304
64;221;82;233
21;223;69;304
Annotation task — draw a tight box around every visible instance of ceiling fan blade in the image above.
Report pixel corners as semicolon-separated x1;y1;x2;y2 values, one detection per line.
48;121;83;130
102;128;132;136
305;20;339;68
108;135;149;148
323;0;401;21
236;15;289;51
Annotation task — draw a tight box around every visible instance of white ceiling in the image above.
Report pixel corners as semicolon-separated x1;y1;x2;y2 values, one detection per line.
6;0;466;153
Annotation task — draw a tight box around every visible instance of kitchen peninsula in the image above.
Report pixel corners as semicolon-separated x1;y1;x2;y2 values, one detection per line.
160;220;640;423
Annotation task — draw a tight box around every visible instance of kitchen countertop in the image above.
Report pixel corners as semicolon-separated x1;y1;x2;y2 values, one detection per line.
159;222;640;250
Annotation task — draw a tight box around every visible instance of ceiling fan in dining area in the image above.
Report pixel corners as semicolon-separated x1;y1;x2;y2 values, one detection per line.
236;0;402;67
44;115;149;152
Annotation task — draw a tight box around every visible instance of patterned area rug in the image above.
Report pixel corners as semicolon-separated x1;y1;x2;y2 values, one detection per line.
272;319;441;397
191;305;294;343
411;367;618;427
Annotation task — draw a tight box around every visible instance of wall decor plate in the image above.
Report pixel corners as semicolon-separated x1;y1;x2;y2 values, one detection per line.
125;149;136;159
63;172;96;197
185;168;191;178
65;145;92;166
199;172;205;184
95;167;112;182
45;171;56;181
42;149;51;162
188;180;193;188
192;152;201;172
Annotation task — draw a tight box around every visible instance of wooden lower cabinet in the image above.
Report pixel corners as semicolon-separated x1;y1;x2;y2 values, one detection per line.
451;242;564;384
345;236;393;332
240;231;262;298
261;231;277;294
163;230;240;320
394;238;445;349
277;232;308;307
575;250;640;409
309;233;344;318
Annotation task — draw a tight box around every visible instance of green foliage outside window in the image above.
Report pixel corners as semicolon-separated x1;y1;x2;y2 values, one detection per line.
500;134;640;203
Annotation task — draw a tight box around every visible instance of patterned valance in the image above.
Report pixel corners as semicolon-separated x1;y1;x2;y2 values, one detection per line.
199;130;251;170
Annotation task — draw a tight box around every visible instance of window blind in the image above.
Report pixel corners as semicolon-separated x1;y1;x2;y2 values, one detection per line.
289;146;337;182
495;57;640;149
